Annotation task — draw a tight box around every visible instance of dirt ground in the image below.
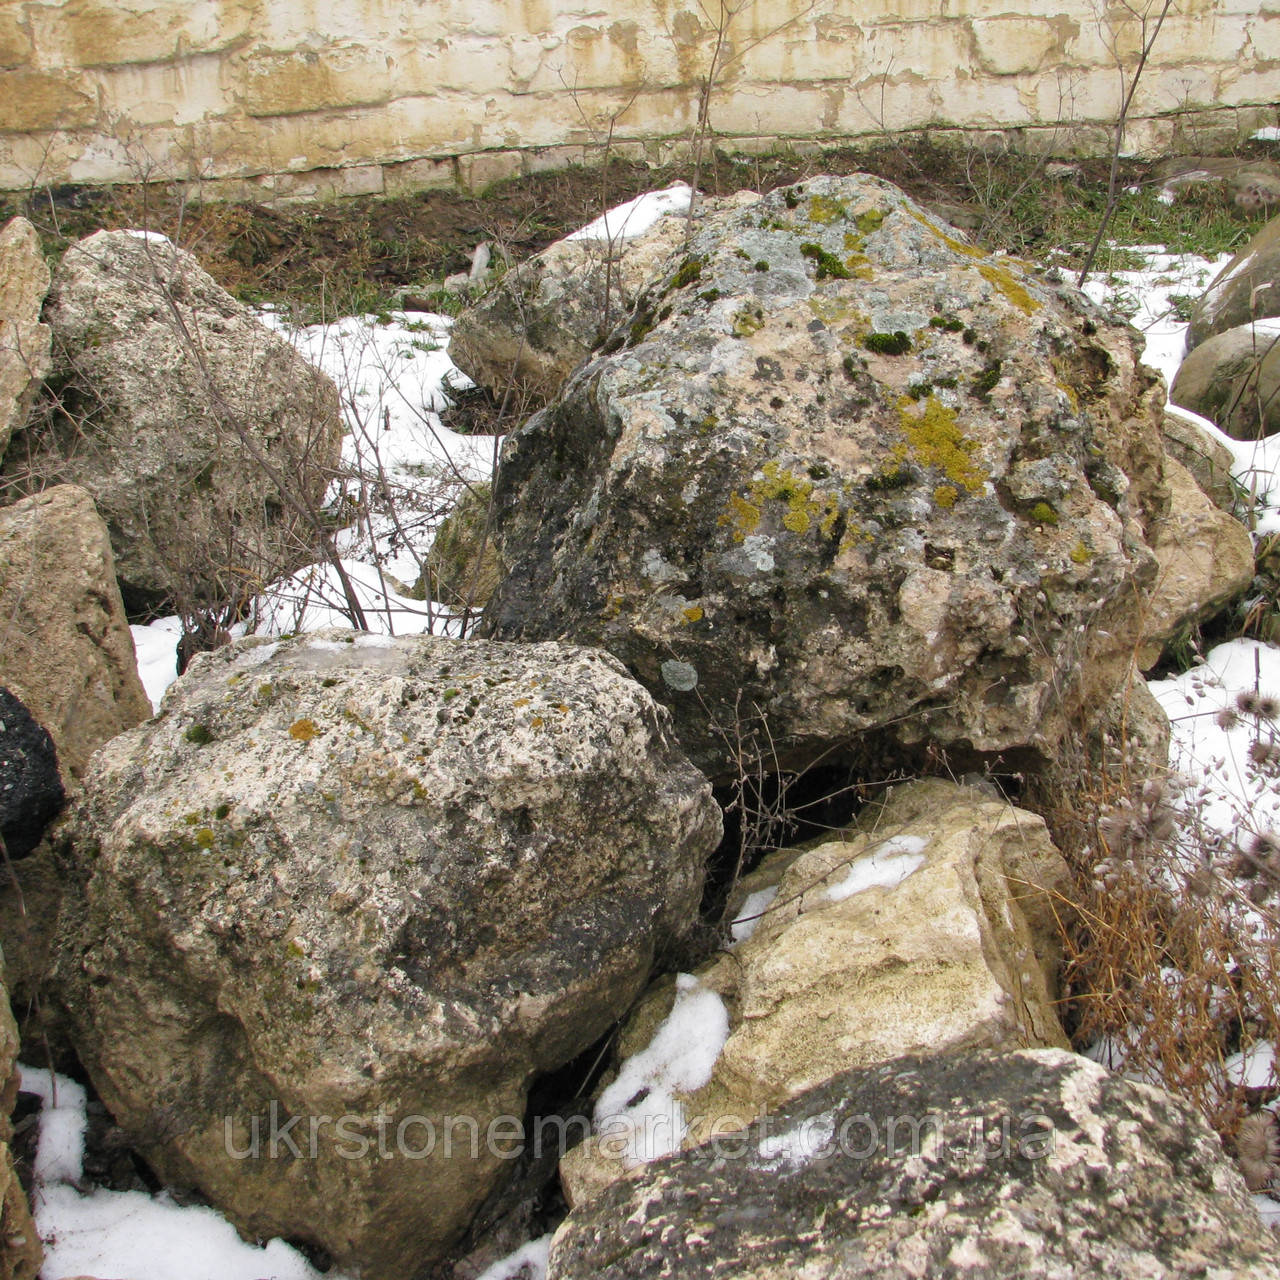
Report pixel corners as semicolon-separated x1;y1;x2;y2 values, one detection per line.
4;139;1272;318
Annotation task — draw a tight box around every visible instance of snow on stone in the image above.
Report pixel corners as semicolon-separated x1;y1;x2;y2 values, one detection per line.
593;974;729;1166
566;183;692;244
19;1065;342;1280
121;229;172;244
1253;127;1280;142
130;615;182;712
474;1235;553;1280
1169;403;1280;538
756;1111;836;1172
1226;1041;1277;1089
730;885;779;943
826;835;928;901
1148;638;1280;850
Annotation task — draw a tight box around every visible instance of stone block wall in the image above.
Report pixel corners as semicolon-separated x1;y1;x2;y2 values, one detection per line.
0;0;1276;198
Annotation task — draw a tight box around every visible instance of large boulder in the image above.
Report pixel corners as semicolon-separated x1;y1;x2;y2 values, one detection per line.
562;779;1071;1205
481;175;1172;780
2;231;343;609
549;1048;1280;1280
51;630;719;1280
1136;456;1254;668
0;956;41;1280
0;217;51;464
1187;213;1280;351
1171;319;1280;440
1162;403;1240;512
0;485;151;785
450;188;732;412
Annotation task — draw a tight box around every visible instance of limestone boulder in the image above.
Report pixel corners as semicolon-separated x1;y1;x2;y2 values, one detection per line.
0;486;151;785
1162;403;1240;511
0;217;50;464
1187;213;1280;351
1171;319;1280;440
450;189;742;411
3;231;343;608
0;956;40;1280
51;630;719;1280
549;1048;1280;1280
482;174;1171;780
562;779;1070;1205
1137;456;1254;668
421;481;501;614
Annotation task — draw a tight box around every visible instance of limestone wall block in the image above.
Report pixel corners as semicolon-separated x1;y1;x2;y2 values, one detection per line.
971;17;1069;75
0;69;96;132
25;0;255;68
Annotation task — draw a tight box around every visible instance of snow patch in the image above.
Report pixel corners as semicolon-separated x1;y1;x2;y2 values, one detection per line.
566;184;692;243
130;615;182;713
756;1111;836;1172
826;835;928;901
1226;1041;1277;1089
730;886;779;943
474;1235;552;1280
19;1065;341;1280
593;974;729;1166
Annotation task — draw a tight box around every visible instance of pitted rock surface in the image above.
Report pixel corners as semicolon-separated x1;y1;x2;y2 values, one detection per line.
52;630;719;1280
483;175;1170;778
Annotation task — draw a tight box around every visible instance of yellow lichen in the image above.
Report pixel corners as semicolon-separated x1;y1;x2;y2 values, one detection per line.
682;605;704;623
905;206;986;259
978;262;1041;315
719;493;762;542
934;484;959;508
893;396;985;495
195;828;215;849
1070;541;1092;564
289;718;319;741
808;194;848;224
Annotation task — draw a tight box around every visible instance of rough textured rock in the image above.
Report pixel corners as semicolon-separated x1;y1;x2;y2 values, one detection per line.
549;1048;1280;1280
1187;213;1280;351
52;630;719;1280
1162;404;1240;511
482;175;1172;779
1154;157;1280;215
422;481;501;613
450;193;748;411
0;953;42;1280
0;217;51;464
0;688;61;859
0;485;151;783
2;231;343;607
1171;319;1280;440
1136;456;1254;668
0;844;67;1063
563;779;1071;1205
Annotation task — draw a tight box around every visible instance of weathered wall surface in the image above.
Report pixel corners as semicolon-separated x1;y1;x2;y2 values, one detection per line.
0;0;1276;197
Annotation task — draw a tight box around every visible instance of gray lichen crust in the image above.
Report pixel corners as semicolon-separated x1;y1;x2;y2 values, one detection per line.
482;175;1173;779
52;630;720;1280
549;1048;1280;1279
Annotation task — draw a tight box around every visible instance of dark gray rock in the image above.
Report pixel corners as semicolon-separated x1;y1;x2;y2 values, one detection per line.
0;686;62;857
549;1048;1280;1280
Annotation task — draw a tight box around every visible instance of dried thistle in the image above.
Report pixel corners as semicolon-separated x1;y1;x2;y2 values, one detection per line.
1237;1110;1280;1192
1249;739;1280;769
